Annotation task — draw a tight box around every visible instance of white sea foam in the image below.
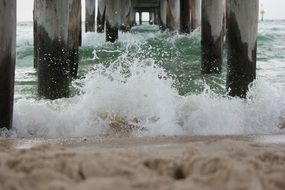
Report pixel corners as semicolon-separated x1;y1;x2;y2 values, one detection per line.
9;56;285;138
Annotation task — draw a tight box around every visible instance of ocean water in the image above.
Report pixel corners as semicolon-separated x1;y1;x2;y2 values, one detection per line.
3;20;285;138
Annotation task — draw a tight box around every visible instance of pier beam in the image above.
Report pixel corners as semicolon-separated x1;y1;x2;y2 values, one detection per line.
97;0;106;33
35;0;71;99
85;0;95;32
0;0;16;129
68;0;81;78
226;0;259;98
201;0;224;74
180;0;191;33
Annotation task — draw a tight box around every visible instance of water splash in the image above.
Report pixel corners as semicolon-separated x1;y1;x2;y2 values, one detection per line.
9;57;285;138
4;21;285;138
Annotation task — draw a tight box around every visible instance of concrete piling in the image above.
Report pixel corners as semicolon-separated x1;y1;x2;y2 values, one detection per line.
85;0;95;32
201;0;225;74
226;0;259;98
97;0;106;33
68;0;81;78
35;0;71;99
0;0;16;129
180;0;191;34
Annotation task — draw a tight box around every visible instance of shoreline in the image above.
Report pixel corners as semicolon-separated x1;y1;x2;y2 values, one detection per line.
1;133;285;149
1;134;285;190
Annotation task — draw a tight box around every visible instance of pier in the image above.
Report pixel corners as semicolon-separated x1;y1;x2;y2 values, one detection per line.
0;0;260;129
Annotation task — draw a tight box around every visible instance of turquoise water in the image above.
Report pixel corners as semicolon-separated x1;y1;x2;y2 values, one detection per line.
5;21;285;138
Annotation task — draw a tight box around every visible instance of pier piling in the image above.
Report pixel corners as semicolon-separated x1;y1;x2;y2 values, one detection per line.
35;0;71;99
120;0;133;32
139;12;143;25
160;0;168;30
190;0;201;31
79;4;82;46
154;8;160;25
97;0;106;33
180;0;191;34
33;1;39;69
106;0;121;42
149;12;154;25
226;0;259;98
129;4;136;27
201;0;224;74
68;0;81;78
0;0;16;129
85;0;95;32
166;0;180;31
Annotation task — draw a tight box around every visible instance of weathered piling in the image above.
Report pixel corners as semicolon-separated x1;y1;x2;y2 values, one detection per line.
166;0;180;31
190;0;201;30
154;8;160;25
180;0;191;33
120;0;133;32
222;0;227;36
139;12;143;25
149;12;154;25
129;5;136;27
201;0;225;74
226;0;259;98
160;0;168;30
33;1;38;69
0;0;16;129
79;5;82;46
68;0;81;78
106;0;121;42
97;0;106;33
85;0;95;32
35;0;71;99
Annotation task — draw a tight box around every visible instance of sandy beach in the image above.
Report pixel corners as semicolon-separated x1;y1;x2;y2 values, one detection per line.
0;135;285;190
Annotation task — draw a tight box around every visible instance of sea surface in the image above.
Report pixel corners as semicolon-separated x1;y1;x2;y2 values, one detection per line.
2;20;285;138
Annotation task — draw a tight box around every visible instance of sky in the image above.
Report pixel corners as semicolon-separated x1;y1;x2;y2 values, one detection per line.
17;0;285;21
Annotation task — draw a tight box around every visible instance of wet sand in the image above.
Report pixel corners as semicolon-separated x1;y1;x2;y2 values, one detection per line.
1;135;285;190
